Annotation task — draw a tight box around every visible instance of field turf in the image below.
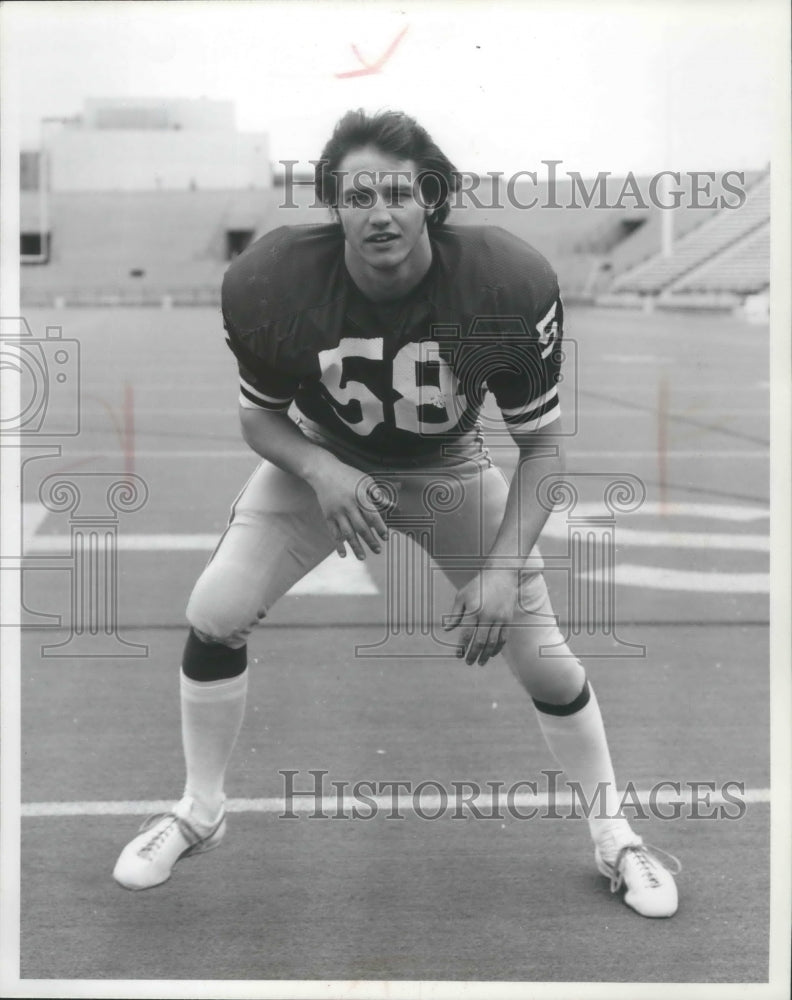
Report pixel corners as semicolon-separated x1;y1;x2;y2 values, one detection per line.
15;304;772;987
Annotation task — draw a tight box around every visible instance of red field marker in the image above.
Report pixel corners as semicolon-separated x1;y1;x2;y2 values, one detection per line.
658;371;669;515
123;381;135;480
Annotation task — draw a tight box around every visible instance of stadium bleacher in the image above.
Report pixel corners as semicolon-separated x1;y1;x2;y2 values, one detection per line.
607;172;770;300
668;219;770;297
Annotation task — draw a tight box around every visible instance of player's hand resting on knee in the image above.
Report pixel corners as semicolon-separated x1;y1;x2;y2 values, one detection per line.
443;569;518;666
307;454;391;560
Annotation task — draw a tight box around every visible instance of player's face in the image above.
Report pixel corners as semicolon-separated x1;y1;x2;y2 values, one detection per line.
336;145;432;274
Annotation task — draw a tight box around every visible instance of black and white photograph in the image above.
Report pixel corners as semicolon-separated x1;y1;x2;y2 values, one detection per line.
0;1;789;997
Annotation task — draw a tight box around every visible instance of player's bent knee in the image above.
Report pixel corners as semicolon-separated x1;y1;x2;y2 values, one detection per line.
186;603;261;648
502;638;586;704
186;577;264;649
189;625;248;650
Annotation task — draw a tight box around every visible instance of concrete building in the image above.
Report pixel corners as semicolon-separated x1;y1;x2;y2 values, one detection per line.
41;97;270;192
21;98;279;293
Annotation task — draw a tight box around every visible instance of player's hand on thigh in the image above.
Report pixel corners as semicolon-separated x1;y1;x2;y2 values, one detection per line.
443;570;517;666
310;456;391;559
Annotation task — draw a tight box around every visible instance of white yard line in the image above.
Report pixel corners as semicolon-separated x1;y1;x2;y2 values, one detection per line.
21;535;378;594
598;565;769;593
21;786;770;818
25;527;769;555
27;448;769;459
542;520;768;551
25;533;219;552
21;502;769;597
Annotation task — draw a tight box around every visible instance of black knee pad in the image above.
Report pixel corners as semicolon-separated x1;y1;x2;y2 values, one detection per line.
532;678;590;716
182;627;247;681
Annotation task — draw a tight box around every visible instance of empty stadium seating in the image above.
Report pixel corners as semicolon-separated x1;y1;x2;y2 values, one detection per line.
609;173;770;297
668;220;769;296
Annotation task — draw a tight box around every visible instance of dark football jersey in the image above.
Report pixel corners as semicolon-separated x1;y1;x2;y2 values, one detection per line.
223;223;563;458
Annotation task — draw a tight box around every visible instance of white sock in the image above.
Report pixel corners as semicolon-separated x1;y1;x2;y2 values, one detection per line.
180;669;248;825
533;682;633;852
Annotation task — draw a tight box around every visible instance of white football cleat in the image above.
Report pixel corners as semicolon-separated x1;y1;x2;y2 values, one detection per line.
113;797;226;891
595;837;681;918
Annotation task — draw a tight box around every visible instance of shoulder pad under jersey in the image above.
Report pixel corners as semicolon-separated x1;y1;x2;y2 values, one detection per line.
428;225;559;321
222;224;347;377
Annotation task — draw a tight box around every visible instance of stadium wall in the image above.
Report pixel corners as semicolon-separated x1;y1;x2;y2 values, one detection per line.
46;130;271;192
82;96;235;131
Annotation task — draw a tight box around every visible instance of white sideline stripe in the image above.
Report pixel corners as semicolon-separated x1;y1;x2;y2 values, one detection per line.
22;501;49;537
599;565;770;593
549;502;769;521
542;517;768;551
585;408;768;416
29;448;769;459
617;529;768;551
21;787;770;818
26;534;218;552
602;354;671;364
22;500;769;555
568;450;767;459
21;539;378;595
25;527;769;556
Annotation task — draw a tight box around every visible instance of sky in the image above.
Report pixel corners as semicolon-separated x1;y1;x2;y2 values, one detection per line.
1;0;784;177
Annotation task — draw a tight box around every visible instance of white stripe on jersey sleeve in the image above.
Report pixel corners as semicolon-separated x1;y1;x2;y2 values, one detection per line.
238;392;292;411
239;376;293;410
536;298;561;358
500;386;558;420
515;402;561;433
535;300;558;335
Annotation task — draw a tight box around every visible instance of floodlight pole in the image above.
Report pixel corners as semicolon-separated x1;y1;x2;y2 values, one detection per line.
660;172;674;258
660;21;675;259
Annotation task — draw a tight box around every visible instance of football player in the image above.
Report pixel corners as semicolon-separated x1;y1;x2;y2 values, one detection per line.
114;109;680;917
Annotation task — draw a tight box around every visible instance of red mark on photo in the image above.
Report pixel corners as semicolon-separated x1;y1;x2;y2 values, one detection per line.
657;372;668;515
335;26;408;79
88;383;135;479
123;381;135;480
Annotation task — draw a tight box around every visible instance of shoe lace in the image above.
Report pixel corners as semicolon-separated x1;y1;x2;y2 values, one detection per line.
137;813;181;859
609;843;682;893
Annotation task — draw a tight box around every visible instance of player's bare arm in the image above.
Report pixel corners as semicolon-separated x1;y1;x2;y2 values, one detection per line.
239;405;389;559
444;423;563;667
